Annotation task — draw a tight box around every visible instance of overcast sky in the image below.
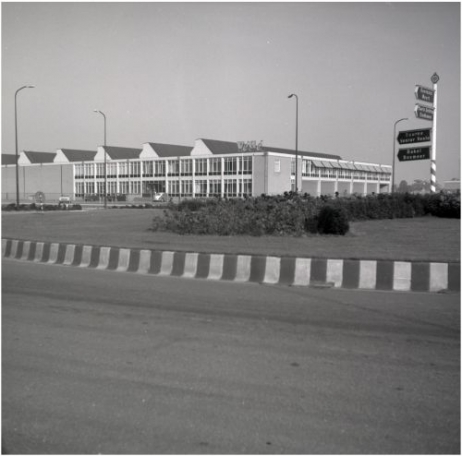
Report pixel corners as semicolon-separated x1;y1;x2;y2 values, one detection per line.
2;2;460;184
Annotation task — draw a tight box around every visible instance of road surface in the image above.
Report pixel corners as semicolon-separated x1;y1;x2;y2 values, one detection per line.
2;259;460;454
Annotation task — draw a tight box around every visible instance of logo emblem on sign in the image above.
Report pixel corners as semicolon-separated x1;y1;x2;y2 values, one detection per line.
431;72;440;84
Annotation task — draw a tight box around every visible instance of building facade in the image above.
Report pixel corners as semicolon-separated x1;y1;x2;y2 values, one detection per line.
2;138;391;203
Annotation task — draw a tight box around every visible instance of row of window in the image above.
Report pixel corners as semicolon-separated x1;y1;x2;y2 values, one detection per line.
75;179;253;198
74;162;142;178
304;168;390;181
75;157;253;179
298;161;390;181
75;157;389;181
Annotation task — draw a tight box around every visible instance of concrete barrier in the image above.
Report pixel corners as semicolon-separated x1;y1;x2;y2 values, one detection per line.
80;245;93;267
97;246;111;269
20;241;31;261
63;244;76;266
138;250;151;274
48;243;60;264
34;242;45;262
117;248;131;272
2;238;460;293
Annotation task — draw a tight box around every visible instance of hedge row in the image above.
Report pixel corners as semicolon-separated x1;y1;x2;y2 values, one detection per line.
151;192;460;237
323;193;448;220
2;203;82;211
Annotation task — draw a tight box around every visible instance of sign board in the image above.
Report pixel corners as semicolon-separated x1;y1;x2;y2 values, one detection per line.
415;85;435;104
397;128;431;145
414;104;434;121
237;140;263;152
397;146;431;162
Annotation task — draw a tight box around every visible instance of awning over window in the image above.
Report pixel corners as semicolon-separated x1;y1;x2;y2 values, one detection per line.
336;161;357;170
342;162;357;170
312;159;390;172
310;160;324;167
311;159;335;168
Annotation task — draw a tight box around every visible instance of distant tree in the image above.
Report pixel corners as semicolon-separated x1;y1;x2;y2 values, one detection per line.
407;179;442;193
398;180;409;193
410;179;425;192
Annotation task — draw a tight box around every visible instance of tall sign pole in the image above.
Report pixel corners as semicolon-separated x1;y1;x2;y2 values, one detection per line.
288;94;299;192
392;118;408;192
430;73;439;193
94;109;108;208
14;85;35;208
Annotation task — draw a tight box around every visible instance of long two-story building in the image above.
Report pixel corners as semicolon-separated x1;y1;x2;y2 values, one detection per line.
2;138;391;203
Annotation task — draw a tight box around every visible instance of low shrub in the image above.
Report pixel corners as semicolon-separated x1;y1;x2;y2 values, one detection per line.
153;194;322;236
425;193;460;218
317;205;350;235
176;198;216;212
2;203;82;211
151;192;459;237
43;204;59;211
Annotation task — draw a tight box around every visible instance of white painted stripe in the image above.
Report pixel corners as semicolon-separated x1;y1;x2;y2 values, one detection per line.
63;244;76;265
97;247;111;269
48;243;60;264
79;245;92;267
2;239;8;257
34;242;44;262
393;261;412;291
183;253;199;278
235;255;252;282
430;263;448;292
263;256;281;284
21;241;31;260
327;259;343;287
293;258;311;286
159;251;174;275
138;250;151;274
208;254;224;280
359;260;377;289
10;240;19;258
117;248;131;272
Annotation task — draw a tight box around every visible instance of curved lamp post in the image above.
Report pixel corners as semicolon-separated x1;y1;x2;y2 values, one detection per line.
15;85;35;208
93;109;107;208
288;94;299;192
392;117;408;193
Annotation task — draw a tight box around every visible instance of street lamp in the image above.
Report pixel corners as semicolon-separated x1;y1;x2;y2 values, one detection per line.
94;109;107;208
288;94;299;192
15;85;35;208
392;117;408;193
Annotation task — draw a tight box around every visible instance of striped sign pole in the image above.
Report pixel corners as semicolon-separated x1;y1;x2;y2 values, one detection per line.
430;73;439;193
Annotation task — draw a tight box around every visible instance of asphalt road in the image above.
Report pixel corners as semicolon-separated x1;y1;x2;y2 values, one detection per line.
2;259;460;454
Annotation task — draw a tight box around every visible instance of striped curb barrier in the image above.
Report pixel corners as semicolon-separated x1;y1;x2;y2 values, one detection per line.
2;238;460;293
